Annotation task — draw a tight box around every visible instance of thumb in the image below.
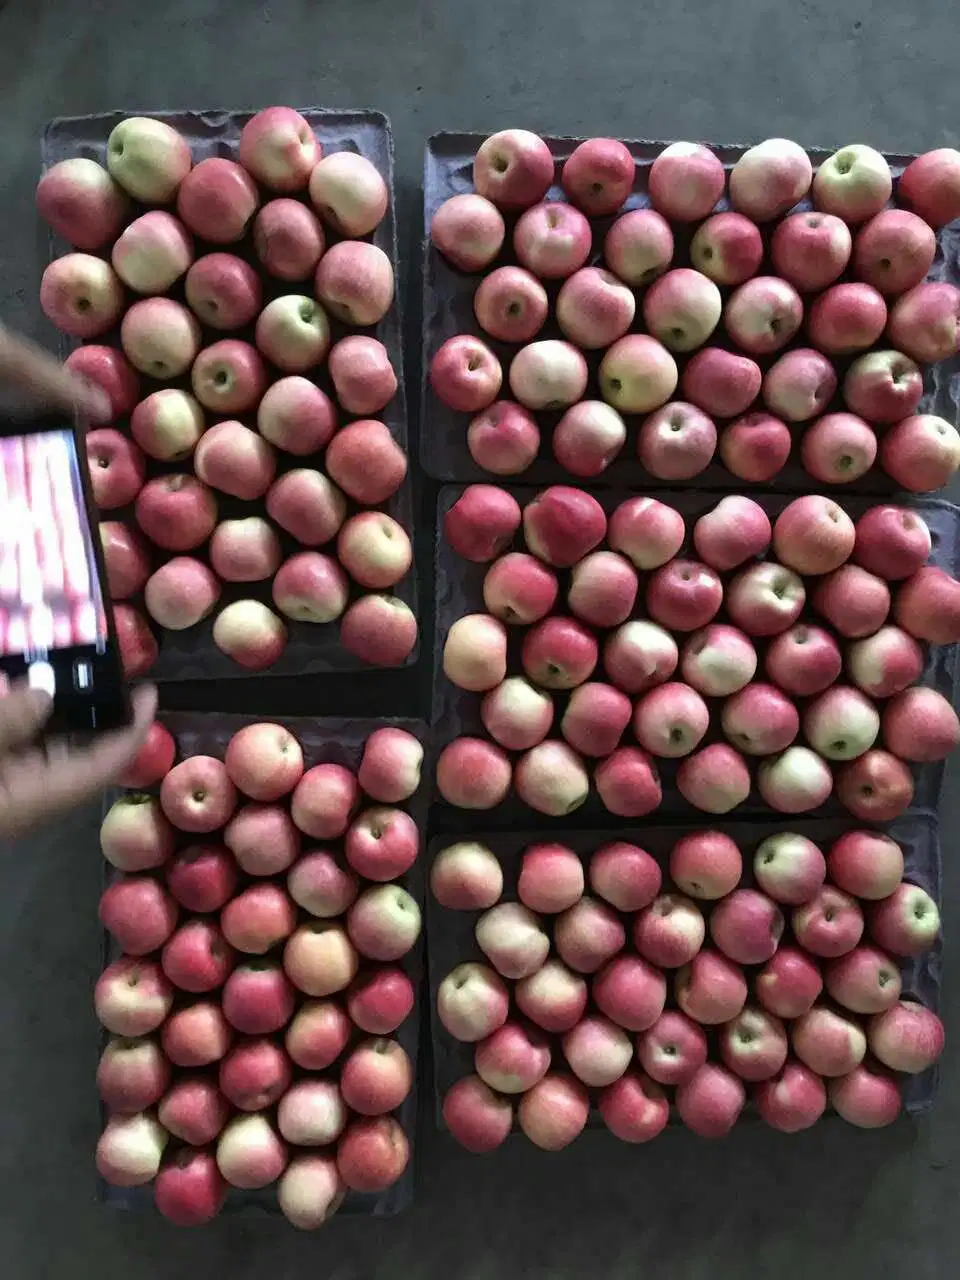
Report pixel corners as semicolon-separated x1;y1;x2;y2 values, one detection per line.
0;684;53;754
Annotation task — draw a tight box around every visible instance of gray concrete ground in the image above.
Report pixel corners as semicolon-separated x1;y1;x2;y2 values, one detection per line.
0;1;958;1276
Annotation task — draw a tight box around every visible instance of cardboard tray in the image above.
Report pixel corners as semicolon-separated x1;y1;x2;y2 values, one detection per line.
98;711;429;1218
420;133;960;489
42;110;417;680
426;811;942;1127
432;485;960;827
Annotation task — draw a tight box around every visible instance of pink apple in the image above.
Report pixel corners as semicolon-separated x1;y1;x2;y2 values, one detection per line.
608;495;685;569
483;553;557;625
184;252;262;329
710;888;784;965
517;842;585;913
510;339;589;410
257;376;336;455
191;339;267;414
753;832;826;905
894;566;960;644
522;485;606;567
554;896;626;973
444;484;521;562
160;755;236;832
130;388;204;463
869;882;940;956
308;151;389;236
475;902;549;980
475;1021;551;1093
443;612;508;692
216;1114;287;1191
719;411;792;482
729;138;812;220
598;1071;670;1144
726;562;806;636
649;141;724;220
289;762;358;839
177;157;259;243
682;346;761;417
97;1037;170;1113
643;267;722;352
100;522;151;601
560;681;631;757
589;841;661;912
166;844;237;914
793;885;864;958
693;496;771;571
807;282;888;354
99;876;178;956
210;517;281;583
770;210;852;290
434;736;511;809
898;147;960;227
675;951;748;1025
111;210;193;294
887;281;960;363
514;739;591;816
287;850;358;919
338;512;412;590
825;946;902;1015
880;413;960;491
225;803;300;876
811;564;889;640
347;968;414;1036
472;129;554;208
265;469;346;546
97;1113;168;1188
253;198;324;281
474;264;548;342
843;350;923;424
357;726;422;804
285;1001;351;1070
327;418;408;506
155;1150;227;1229
646;559;722;632
763;347;837;422
255;294;330;373
689;210;763;285
765;623;842;696
669;830;742;901
134;473;218;551
276;1080;347;1148
680;624;757;697
442;1076;513;1154
271;552;348;624
869;1000;944;1075
519;1073;591;1150
853;208;936;294
468;400;540;476
430;334;502;412
315;240;394;326
792;1005;866;1077
883;686;960;762
95;958;173;1037
556;267;635;350
599;334;678;414
158;1077;230;1147
513;201;592;278
594;746;662;817
222;883;297;953
328;336;398;415
144;556;220;630
756;1062;827;1133
604;619;678;694
562;136;635;214
64;344;140;418
604;207;674;284
162;1001;232;1068
829;1065;902;1128
515;959;588;1033
827;829;904;900
36;156;129;249
344;806;419;881
636;1010;708;1085
430;193;505;271
634;681;709;758
676;743;751;814
720;1006;789;1082
637;400;717;480
220;1037;292;1111
430;841;502;911
482;676;554;751
757;746;833;813
836;750;914;822
40;252;124;338
801;413;878;484
113;604;158;678
567;550;637;627
803;685;880;761
593;954;666;1033
212;600;288;670
853;504;931;579
340;1038;412;1116
284;922;358;998
561;1015;633;1088
633;893;705;968
721;682;799;755
724;275;803;355
337;1116;409;1193
755;946;823;1019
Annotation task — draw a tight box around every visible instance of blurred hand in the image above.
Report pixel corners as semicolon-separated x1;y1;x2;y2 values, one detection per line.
0;325;111;420
0;682;157;839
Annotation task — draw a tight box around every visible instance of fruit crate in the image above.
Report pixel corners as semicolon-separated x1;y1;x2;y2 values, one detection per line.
432;485;960;827
42;110;417;679
419;133;960;489
98;711;428;1218
426;811;942;1130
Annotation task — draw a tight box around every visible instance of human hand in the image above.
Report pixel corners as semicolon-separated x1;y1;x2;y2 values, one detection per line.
0;326;111;420
0;682;157;840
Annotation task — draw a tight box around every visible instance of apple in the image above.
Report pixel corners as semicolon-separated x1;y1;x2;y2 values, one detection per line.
829;1065;902;1128
693;496;771;571
729;138;812;220
562;136;635;214
430;193;505;270
287;849;358;919
608;495;685;569
510;339;589;410
516;842;584;913
468;401;540;476
437;963;510;1039
285;1000;351;1070
430;334;502;412
265;468;345;545
340;1038;412;1116
637;400;716;480
523;485;606;567
592;954;666;1032
40;253;124;338
481;677;554;751
444;484;521;562
289;762;358;840
222;883;297;953
756;1063;827;1133
162;918;234;992
475;1021;551;1093
636;1010;708;1085
562;1015;632;1088
803;685;880;760
36;156;129;249
161;1001;232;1068
129;389;203;464
166;844;237;915
441;1076;513;1153
217;1114;288;1191
887;281;960;364
255;295;330;373
513;200;591;278
272;551;348;624
554;896;626;973
346;967;415;1035
813;144;892;221
854;505;932;578
347;884;421;961
96;1113;168;1188
682;346;762;417
765;623;842;696
99;876;178;956
792;1006;866;1077
277;1155;345;1231
604;619;678;694
720;1006;788;1082
338;512;412;590
825;946;902;1015
472;129;554;208
328;337;398;416
724;275;803;355
880;412;960;491
801;411;877;484
224;803;299;880
719;411;791;482
869;1001;944;1075
755;946;823;1019
336;1117;409;1193
883;686;960;762
770;210;852;290
106;116;192;202
100;794;173;872
680;624;757;697
121;296;201;378
599;334;678;413
894;566;960;643
604;207;674;284
676;743;751;814
597;1071;670;1145
898;147;960;227
344;806;419;881
134;473;217;552
519;1073;590;1150
160;755;236;833
95;957;173;1038
111;210;193;294
239;111;320;191
443;612;508;691
807;282;888;354
649;141;724;220
843;350;924;423
515;959;588;1033
356;726;422;804
144;557;219;630
478;901;552;977
633;893;705;968
763;347;837;422
257;376;336;455
643;267;722;352
308;151;389;236
276;1078;347;1146
721;682;800;755
64;344;140;418
112;604;158;678
689;210;763;285
812;563;889;639
252;198;325;282
176;157;259;243
669;830;742;900
710;888;784;965
220;1037;292;1111
827;829;904;900
645;559;722;632
158;1077;230;1147
434;736;511;809
594;746;662;817
561;681;631;757
97;1036;170;1113
726;562;806;636
757;746;833;813
483;552;558;624
753;832;826;905
515;739;591;816
675;951;748;1025
852;209;936;294
474;265;549;343
793;885;864;958
210;518;281;583
556;267;635;349
315;240;394;326
837;749;914;821
567;550;637;627
185;252;262;329
589;841;661;912
869;882;940;955
634;681;709;758
221;960;295;1034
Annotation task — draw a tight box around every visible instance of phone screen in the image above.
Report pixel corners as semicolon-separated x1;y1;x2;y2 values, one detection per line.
0;421;129;732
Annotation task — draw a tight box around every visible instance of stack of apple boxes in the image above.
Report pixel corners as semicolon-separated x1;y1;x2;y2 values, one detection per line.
421;134;958;1150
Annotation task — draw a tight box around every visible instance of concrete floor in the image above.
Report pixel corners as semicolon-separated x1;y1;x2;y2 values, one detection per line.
1;0;958;1275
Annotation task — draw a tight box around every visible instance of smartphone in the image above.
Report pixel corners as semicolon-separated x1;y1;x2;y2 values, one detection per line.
0;410;130;734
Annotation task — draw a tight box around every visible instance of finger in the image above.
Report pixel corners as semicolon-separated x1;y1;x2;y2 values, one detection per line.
0;328;111;421
0;684;53;754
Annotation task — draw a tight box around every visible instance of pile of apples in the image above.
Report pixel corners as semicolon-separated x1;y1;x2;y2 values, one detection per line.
37;107;417;674
431;830;944;1147
93;718;424;1227
436;484;960;820
428;132;960;489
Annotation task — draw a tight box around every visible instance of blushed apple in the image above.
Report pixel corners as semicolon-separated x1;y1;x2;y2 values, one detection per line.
430;193;505;271
853;209;936;294
562;136;635;215
604;207;674;284
308;151;389;236
185;252;262;330
770;210;852;291
690;211;763;285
